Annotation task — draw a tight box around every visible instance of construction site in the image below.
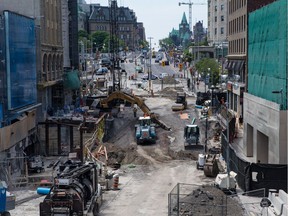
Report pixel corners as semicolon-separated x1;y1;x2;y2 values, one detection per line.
1;60;266;216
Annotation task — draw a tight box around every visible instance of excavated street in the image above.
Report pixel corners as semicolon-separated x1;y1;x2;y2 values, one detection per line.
10;56;261;216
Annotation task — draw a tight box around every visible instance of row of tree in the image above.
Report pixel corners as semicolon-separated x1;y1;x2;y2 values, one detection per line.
78;30;148;53
159;37;222;86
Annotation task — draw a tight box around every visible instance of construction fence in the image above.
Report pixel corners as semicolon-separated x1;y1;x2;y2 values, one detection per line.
221;133;288;196
168;183;261;216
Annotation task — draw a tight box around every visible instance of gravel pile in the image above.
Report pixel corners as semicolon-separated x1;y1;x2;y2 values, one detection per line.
176;185;245;216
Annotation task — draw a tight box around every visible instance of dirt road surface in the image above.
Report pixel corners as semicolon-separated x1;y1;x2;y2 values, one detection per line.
98;82;244;216
100;161;213;216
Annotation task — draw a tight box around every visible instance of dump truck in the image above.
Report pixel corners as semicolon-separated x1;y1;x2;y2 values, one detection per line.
135;116;156;144
171;92;187;111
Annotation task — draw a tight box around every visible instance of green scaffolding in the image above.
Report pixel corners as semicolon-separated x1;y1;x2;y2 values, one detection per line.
248;0;287;110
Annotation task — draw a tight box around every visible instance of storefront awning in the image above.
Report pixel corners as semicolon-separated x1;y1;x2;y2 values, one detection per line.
226;60;245;72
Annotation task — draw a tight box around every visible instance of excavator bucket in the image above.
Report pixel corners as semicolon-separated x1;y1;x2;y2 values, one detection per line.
203;154;219;177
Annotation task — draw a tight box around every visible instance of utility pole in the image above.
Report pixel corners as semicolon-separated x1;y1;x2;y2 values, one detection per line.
109;0;120;92
148;37;153;94
226;87;230;189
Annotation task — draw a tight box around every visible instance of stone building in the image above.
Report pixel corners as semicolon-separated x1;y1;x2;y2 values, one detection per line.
88;4;140;50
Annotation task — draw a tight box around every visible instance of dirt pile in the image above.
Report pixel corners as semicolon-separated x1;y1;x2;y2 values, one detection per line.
156;86;184;99
154;76;180;85
105;144;156;166
177;185;244;216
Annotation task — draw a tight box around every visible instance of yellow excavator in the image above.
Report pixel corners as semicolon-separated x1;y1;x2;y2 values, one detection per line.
98;91;171;131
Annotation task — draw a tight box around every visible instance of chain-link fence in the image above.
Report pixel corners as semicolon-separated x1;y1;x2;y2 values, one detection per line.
168;183;248;216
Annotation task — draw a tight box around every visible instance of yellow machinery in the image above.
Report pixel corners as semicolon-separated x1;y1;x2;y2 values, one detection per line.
171;92;187;111
203;154;219;177
99;91;171;131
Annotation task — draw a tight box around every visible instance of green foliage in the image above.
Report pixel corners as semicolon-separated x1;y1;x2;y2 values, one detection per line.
90;31;109;51
195;58;220;85
159;37;174;49
78;30;88;39
138;40;149;50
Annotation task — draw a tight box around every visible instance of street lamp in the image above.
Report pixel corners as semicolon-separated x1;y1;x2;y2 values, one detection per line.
205;67;210;93
221;75;230;190
272;88;283;110
217;43;224;75
203;103;209;153
148;37;153;94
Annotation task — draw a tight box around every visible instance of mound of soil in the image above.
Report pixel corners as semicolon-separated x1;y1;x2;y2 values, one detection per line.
105;144;154;166
157;87;184;99
176;185;245;216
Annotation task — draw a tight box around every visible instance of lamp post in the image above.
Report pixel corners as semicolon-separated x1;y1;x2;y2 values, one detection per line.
217;43;224;75
272;88;283;110
203;105;209;154
148;37;153;94
221;76;230;190
210;85;216;114
226;84;230;189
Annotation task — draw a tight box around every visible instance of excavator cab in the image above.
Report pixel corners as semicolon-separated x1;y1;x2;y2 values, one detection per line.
184;124;202;149
139;117;152;127
135;116;156;145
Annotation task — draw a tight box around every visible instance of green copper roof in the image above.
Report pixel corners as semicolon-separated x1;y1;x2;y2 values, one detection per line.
181;12;188;24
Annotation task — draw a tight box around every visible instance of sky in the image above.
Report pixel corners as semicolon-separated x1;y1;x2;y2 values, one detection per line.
89;0;208;48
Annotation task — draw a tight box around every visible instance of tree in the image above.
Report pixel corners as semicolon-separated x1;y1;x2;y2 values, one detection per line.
159;37;174;49
195;58;220;86
78;30;89;39
90;31;109;51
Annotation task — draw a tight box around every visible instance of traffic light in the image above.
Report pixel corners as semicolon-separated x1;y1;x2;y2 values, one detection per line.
162;61;165;67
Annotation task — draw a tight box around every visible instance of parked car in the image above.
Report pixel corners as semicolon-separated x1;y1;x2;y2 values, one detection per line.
142;74;159;80
96;67;109;75
159;73;168;79
100;58;112;68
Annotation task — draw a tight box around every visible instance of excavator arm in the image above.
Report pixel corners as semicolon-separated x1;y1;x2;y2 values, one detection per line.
99;91;171;130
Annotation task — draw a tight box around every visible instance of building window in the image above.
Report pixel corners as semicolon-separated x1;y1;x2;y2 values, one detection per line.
221;4;224;10
215;5;217;11
215;16;217;22
221;15;224;21
214;28;217;35
221;27;224;34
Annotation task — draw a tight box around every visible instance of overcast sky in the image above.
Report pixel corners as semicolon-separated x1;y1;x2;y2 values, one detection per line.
89;0;208;48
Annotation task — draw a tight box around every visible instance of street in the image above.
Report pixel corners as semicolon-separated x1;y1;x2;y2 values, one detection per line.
10;54;261;216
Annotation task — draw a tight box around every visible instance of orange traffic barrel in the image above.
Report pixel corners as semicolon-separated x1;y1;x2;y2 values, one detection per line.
113;174;119;190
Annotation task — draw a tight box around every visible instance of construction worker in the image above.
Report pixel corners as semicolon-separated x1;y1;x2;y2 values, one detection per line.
133;104;138;118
